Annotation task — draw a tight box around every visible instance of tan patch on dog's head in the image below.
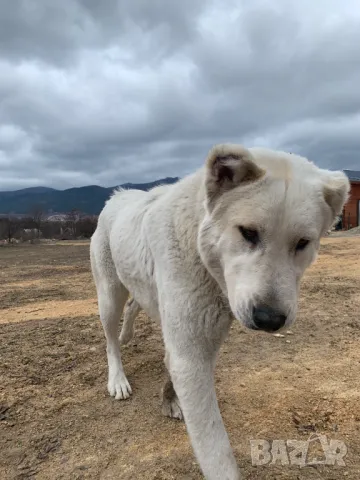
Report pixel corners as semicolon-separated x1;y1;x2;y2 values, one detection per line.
205;144;265;210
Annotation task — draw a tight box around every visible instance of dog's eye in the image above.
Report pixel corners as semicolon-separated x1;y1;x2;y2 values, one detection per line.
239;226;259;245
296;238;309;252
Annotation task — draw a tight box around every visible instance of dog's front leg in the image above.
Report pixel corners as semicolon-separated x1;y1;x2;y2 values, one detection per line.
163;335;241;479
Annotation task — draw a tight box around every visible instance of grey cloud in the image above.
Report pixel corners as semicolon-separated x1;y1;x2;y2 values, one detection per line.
0;0;360;192
0;0;205;66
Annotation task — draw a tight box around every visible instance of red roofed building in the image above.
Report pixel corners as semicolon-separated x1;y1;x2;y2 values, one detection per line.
342;170;360;229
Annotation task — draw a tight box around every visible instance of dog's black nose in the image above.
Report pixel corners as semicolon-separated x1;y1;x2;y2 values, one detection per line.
252;305;286;332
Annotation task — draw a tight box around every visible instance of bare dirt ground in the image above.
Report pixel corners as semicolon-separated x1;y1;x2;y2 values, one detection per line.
1;237;360;479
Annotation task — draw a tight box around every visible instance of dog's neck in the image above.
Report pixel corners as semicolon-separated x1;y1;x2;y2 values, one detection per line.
166;170;227;302
169;168;207;254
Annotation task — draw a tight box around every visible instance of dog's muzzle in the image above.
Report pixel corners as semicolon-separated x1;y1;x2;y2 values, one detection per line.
251;305;286;332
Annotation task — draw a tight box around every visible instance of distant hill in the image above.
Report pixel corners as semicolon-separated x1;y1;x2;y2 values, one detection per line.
0;178;179;215
0;186;57;199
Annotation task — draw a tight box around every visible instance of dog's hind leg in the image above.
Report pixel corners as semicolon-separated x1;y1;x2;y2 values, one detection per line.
119;298;141;345
90;234;132;400
161;370;183;421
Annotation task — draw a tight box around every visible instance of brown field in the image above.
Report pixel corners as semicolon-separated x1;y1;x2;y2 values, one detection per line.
1;237;360;479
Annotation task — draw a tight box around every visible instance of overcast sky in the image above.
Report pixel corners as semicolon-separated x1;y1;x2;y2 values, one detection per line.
1;0;360;191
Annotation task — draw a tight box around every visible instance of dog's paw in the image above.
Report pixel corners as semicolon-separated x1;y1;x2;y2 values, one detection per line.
119;327;134;346
161;396;183;421
108;372;132;400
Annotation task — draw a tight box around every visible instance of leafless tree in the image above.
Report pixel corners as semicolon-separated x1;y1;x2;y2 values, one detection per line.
30;206;45;237
66;208;81;238
0;216;21;242
78;215;98;238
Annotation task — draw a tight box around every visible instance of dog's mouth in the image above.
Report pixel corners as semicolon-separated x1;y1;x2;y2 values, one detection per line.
246;323;286;333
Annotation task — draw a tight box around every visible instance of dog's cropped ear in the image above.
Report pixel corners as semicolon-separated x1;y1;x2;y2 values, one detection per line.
205;144;265;209
323;170;350;218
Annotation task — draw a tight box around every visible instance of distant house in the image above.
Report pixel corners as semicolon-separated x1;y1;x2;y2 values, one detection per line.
46;213;67;222
342;170;360;229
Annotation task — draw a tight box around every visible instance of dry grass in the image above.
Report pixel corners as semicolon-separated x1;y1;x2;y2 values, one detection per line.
1;238;360;479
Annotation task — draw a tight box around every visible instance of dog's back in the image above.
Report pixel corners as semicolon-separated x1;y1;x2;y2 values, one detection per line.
93;183;171;239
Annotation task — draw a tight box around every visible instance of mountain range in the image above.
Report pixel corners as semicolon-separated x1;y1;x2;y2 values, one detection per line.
0;178;179;215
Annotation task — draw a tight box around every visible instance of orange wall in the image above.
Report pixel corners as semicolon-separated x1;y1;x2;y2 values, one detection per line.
343;182;360;229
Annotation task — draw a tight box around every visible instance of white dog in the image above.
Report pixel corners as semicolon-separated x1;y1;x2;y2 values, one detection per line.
90;144;349;479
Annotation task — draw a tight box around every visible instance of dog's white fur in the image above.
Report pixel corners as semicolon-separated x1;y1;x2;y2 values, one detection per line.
90;144;349;480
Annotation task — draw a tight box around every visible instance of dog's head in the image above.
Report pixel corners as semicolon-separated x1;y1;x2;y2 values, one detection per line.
198;144;350;332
